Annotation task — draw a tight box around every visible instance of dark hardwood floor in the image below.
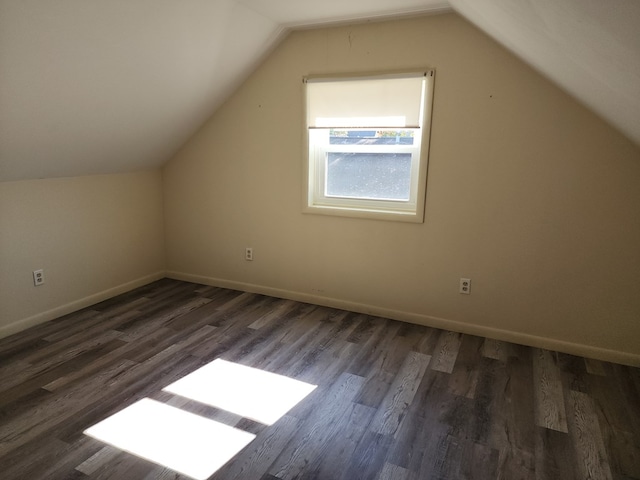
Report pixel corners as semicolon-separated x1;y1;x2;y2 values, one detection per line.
0;279;639;479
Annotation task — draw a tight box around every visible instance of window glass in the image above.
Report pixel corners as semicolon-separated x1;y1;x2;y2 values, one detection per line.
304;71;434;222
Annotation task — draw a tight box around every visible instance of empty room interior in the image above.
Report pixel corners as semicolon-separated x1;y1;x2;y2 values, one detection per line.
1;1;639;479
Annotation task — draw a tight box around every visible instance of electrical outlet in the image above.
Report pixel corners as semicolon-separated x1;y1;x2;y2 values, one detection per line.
33;269;45;286
459;277;471;294
245;247;253;261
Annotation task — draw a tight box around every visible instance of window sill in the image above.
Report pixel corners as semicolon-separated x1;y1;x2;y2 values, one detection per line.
303;203;424;223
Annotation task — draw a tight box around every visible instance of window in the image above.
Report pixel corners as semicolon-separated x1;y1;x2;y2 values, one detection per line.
304;70;434;222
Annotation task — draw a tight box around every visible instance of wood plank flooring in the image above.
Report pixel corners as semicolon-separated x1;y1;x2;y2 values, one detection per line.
0;279;639;479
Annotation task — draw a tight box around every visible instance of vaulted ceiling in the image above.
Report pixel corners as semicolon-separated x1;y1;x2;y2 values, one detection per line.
1;1;638;182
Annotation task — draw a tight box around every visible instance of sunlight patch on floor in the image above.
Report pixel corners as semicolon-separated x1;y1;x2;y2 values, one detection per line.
163;358;317;425
84;398;255;480
83;360;317;478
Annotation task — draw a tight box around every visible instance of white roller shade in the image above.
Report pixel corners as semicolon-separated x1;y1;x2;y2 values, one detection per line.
305;72;427;129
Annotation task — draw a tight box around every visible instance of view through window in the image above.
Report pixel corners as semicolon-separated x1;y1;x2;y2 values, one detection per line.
325;129;415;200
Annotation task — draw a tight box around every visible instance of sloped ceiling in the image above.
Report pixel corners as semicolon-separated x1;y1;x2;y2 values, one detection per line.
449;0;640;150
0;1;284;182
0;0;638;182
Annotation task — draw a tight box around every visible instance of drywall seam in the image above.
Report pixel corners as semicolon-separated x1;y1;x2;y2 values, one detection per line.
0;271;165;340
166;270;640;367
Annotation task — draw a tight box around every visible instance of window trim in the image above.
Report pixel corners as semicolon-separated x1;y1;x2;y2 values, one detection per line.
303;70;435;223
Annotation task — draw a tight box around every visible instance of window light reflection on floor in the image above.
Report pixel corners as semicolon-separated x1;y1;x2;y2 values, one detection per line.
84;398;255;480
163;358;317;425
83;360;316;479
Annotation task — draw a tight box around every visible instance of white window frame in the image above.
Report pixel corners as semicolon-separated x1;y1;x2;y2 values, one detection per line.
303;70;435;223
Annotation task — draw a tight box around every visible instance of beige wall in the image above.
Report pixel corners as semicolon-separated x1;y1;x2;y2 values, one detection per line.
0;171;165;337
164;13;640;363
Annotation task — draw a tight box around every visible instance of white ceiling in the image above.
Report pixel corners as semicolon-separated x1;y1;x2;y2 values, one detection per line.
449;0;640;151
0;0;638;182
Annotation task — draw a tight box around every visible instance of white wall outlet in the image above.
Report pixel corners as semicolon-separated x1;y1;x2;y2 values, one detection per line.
245;247;253;261
33;269;45;286
459;277;471;294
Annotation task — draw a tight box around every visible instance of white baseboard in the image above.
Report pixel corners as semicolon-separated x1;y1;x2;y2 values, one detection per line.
0;271;165;341
167;270;640;367
4;269;637;367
